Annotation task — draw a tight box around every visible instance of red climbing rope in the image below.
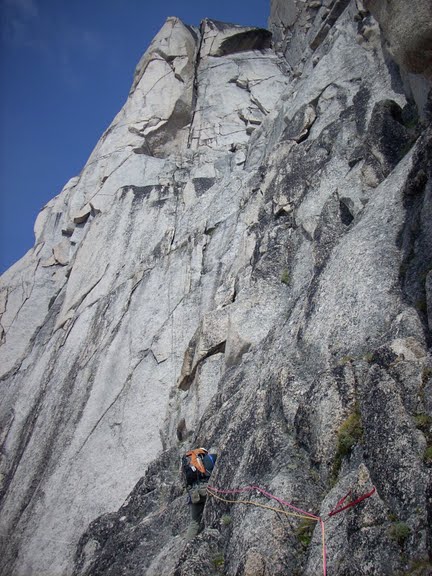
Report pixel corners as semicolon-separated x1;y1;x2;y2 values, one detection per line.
327;486;376;517
208;485;320;519
207;483;376;576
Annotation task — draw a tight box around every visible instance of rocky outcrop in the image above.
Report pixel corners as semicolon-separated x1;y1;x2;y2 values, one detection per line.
1;3;431;576
364;0;432;79
364;0;432;119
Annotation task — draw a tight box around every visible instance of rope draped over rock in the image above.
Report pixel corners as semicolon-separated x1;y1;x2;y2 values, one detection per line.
328;486;376;517
207;484;377;576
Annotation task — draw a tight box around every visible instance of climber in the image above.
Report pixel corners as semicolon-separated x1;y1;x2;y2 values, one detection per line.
181;447;217;540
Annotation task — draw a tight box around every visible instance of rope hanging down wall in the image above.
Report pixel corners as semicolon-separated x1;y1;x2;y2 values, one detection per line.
207;484;376;576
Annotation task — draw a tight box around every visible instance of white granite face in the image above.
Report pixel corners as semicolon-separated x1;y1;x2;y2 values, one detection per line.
188;19;288;152
189;51;289;151
0;17;292;576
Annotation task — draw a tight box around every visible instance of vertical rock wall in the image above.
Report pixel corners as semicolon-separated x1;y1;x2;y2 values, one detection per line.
1;2;431;575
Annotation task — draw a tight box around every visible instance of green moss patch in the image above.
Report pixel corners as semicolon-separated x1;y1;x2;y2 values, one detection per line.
424;445;432;465
295;518;315;549
331;408;363;482
281;269;290;285
389;522;411;546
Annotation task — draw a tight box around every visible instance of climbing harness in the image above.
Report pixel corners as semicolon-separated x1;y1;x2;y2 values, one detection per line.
207;484;376;576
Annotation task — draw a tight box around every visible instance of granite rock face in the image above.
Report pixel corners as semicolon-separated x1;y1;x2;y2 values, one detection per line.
364;0;432;79
364;0;432;120
1;3;431;576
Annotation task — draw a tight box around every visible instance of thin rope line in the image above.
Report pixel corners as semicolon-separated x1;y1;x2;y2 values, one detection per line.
208;485;319;519
320;518;327;575
207;488;317;521
207;485;327;576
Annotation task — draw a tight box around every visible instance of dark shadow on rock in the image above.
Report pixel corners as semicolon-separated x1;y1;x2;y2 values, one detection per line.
361;99;417;188
217;29;272;57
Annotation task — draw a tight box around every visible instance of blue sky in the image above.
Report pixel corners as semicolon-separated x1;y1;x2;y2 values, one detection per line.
0;0;269;273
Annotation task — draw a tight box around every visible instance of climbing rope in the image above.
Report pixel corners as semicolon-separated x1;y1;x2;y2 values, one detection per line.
207;488;316;521
327;486;376;518
207;484;376;576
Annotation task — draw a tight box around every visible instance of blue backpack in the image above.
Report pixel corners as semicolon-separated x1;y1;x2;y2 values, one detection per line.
181;448;217;486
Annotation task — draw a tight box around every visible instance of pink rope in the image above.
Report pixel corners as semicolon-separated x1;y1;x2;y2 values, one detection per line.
208;483;376;576
207;484;326;575
207;484;319;519
328;487;376;517
320;518;327;575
